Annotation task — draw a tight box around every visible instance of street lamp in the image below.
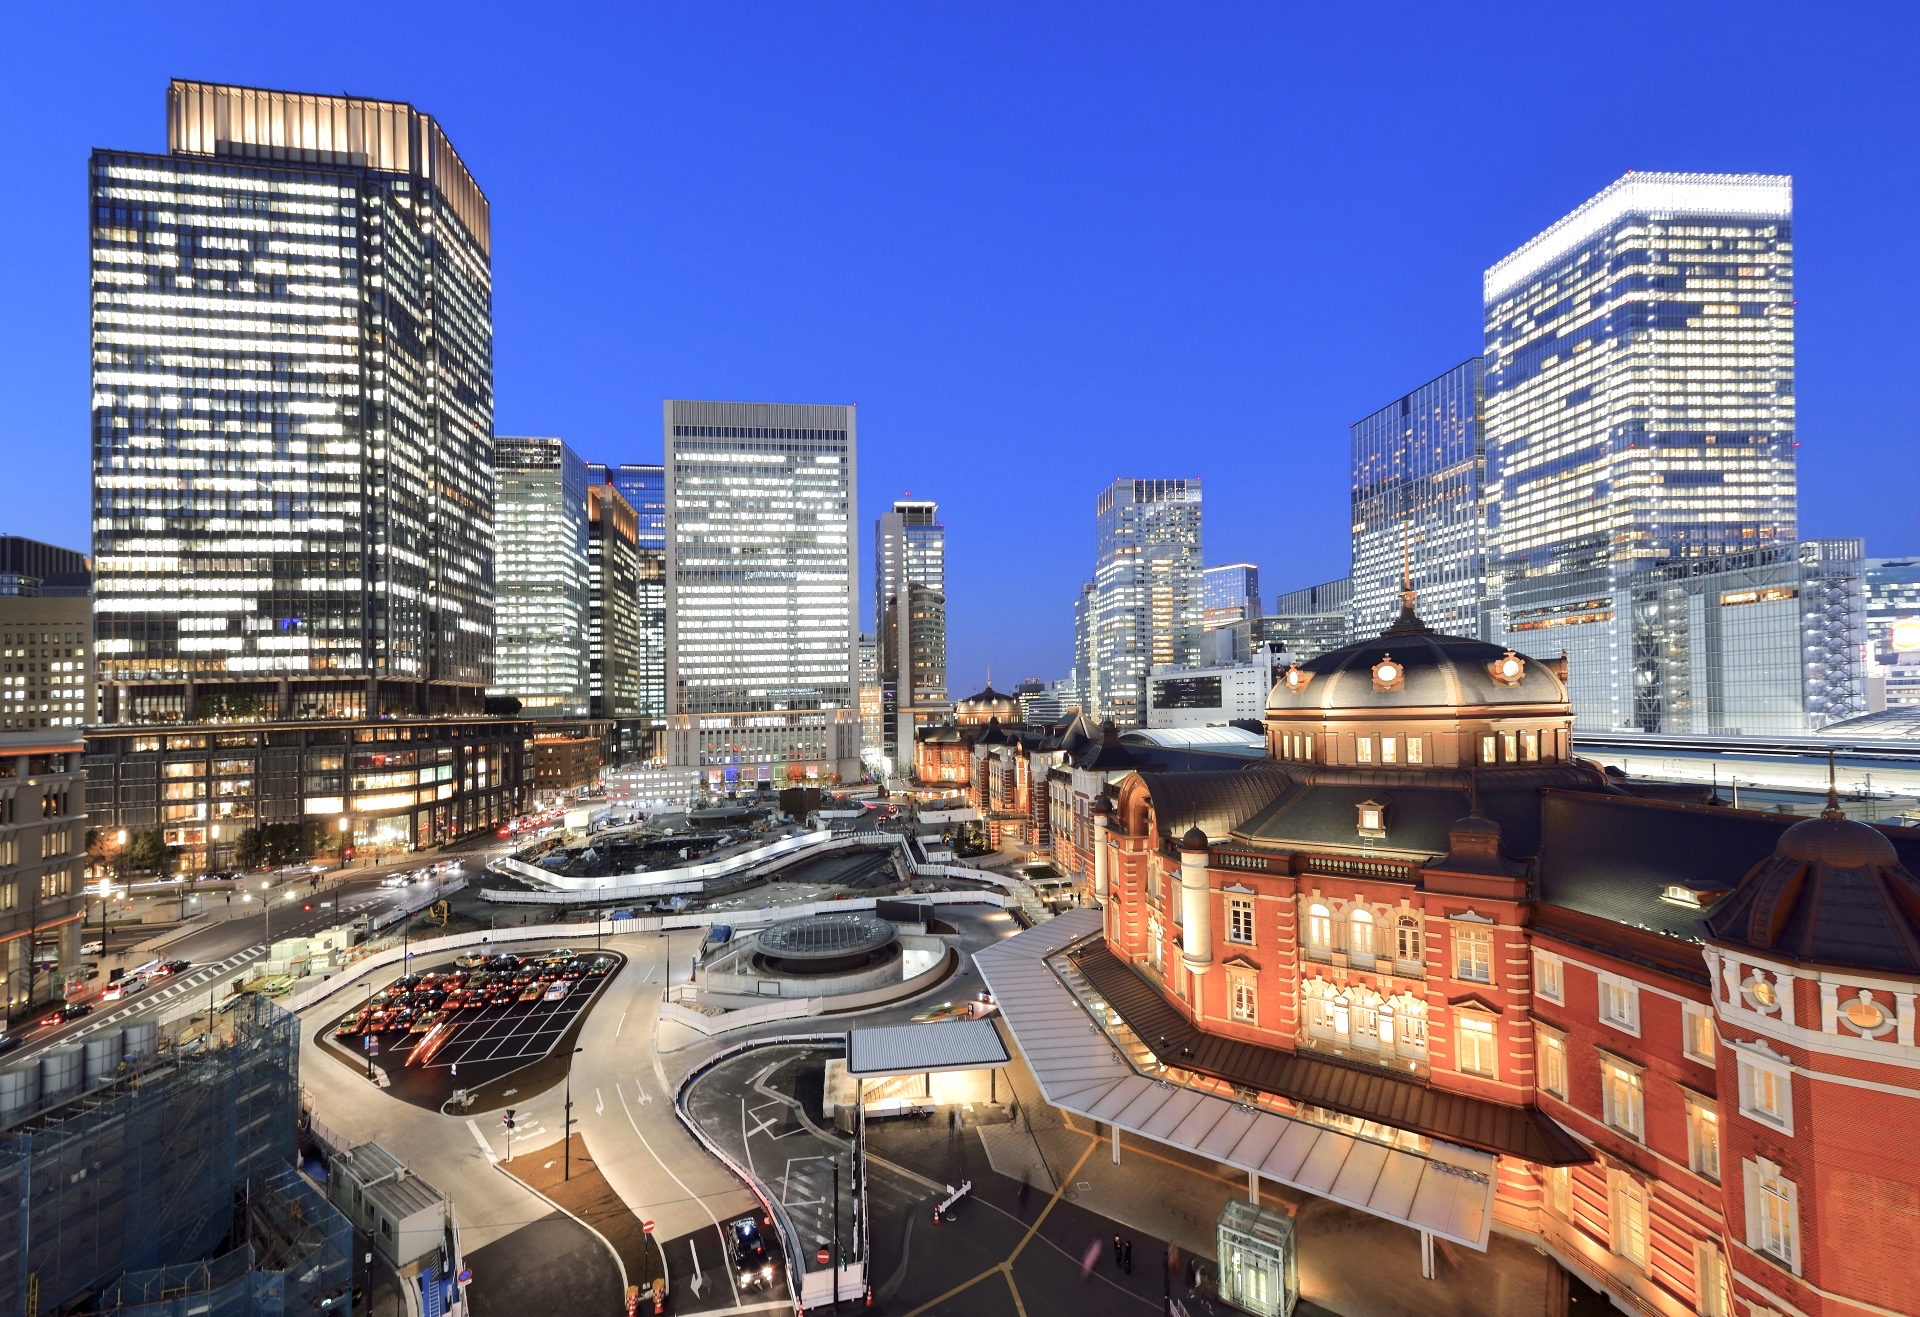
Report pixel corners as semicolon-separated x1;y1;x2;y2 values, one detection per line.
564;1046;585;1180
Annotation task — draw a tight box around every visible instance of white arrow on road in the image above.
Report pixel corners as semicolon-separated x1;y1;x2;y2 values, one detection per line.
595;1087;605;1115
687;1240;704;1298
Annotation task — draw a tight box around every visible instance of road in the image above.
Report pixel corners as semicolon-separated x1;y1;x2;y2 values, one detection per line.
5;857;445;1062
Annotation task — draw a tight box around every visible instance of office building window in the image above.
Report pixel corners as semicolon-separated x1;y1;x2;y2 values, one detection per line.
1537;1025;1568;1099
1455;1013;1496;1077
1228;898;1254;945
1534;950;1564;1004
1597;972;1641;1035
1452;924;1492;983
1600;1056;1645;1140
1743;1159;1800;1274
1737;1052;1794;1135
1683;1004;1717;1064
1685;1091;1721;1182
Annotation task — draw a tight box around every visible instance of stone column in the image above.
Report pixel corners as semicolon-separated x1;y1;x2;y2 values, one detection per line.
1179;828;1213;994
1092;802;1111;902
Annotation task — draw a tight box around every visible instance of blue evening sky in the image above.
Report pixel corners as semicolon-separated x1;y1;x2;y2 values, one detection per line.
2;4;1915;695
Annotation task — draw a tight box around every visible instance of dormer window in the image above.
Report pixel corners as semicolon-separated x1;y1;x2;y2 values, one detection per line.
1357;797;1389;838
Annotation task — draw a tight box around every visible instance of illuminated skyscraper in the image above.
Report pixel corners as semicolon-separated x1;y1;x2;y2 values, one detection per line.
91;80;494;724
663;401;860;788
875;500;948;767
491;437;590;719
1350;359;1490;640
1483;172;1796;728
588;461;666;725
1090;478;1202;727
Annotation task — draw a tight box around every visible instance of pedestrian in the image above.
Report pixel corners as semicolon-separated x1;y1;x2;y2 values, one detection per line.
1186;1255;1197;1288
1123;1239;1133;1274
1113;1235;1122;1267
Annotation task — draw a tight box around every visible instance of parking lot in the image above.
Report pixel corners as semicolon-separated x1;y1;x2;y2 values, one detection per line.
318;947;624;1111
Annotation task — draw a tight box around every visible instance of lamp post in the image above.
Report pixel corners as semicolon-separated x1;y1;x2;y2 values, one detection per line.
564;1046;585;1179
363;983;375;1081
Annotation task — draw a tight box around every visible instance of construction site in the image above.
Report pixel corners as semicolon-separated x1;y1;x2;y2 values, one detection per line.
0;996;353;1316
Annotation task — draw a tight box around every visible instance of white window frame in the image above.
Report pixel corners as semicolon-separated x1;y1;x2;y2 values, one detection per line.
1736;1050;1794;1136
1694;1240;1731;1317
1609;1170;1649;1269
1596;971;1642;1036
1536;1023;1568;1099
1743;1158;1801;1275
1682;1002;1717;1065
1395;916;1422;967
1684;1089;1720;1182
1533;950;1565;1004
1349;907;1376;960
1452;924;1492;984
1547;1165;1570;1217
1230;975;1257;1024
1599;1054;1645;1141
1305;903;1332;954
1227;897;1254;945
1455;1011;1497;1078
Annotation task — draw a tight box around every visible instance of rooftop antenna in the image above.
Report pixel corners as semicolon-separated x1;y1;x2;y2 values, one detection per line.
1823;749;1842;819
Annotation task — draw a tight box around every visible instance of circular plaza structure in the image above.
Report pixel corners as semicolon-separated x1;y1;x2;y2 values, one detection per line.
752;913;900;976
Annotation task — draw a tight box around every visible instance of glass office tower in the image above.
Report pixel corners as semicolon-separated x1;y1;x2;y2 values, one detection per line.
1090;478;1202;727
588;462;666;723
491;437;590;718
874;501;945;638
1351;359;1490;640
588;483;642;718
91;80;494;724
663;401;860;787
1202;563;1262;629
875;500;948;767
1483;172;1796;728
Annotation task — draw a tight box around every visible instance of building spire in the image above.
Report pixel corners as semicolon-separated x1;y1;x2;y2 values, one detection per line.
1824;749;1843;820
1383;523;1430;636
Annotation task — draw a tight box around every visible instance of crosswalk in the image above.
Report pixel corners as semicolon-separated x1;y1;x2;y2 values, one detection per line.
69;943;269;1038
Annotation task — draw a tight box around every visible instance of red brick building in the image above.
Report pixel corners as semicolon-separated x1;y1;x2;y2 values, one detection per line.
1031;594;1920;1316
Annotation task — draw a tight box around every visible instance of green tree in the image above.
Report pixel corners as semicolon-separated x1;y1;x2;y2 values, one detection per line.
234;827;266;870
484;695;522;717
126;831;168;873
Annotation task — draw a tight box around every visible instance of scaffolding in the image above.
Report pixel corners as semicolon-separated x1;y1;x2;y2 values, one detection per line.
0;996;302;1315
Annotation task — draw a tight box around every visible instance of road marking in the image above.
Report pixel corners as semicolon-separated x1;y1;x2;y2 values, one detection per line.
615;1008;627;1037
466;1119;499;1164
595;1087;604;1115
616;1082;739;1308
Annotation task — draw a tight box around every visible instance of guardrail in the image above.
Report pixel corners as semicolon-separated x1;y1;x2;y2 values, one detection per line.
658;996;824;1036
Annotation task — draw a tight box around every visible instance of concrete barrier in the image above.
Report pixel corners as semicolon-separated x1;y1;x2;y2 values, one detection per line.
659;996;824;1036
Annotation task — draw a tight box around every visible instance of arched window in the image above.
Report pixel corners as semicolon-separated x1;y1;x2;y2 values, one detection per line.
1350;908;1375;960
1307;903;1332;951
1396;916;1422;965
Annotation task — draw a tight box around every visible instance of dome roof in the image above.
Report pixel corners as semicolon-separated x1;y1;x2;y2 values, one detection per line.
1267;619;1567;715
1776;813;1898;868
1180;826;1210;851
1703;787;1920;974
957;685;1015;707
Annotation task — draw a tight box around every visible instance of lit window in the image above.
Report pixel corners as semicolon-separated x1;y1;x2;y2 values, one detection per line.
1452;924;1492;983
1232;978;1257;1024
1744;1159;1800;1273
1737;1052;1793;1134
1306;903;1332;953
1350;908;1375;959
1228;897;1254;945
1600;1056;1645;1140
1502;732;1518;762
1533;950;1564;1004
1695;1242;1731;1317
1548;1166;1570;1217
1380;736;1397;764
1481;734;1497;764
1685;1092;1721;1182
1537;1025;1568;1099
1610;1172;1649;1268
1405;737;1423;764
1682;1004;1716;1064
1395;916;1422;965
1521;730;1539;761
1455;1013;1496;1077
1356;737;1373;764
1597;972;1641;1035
